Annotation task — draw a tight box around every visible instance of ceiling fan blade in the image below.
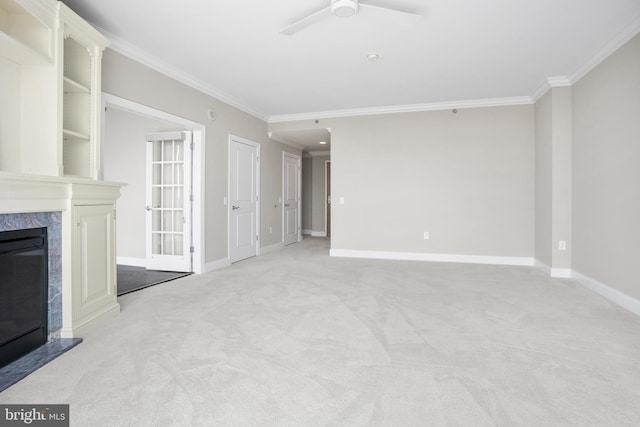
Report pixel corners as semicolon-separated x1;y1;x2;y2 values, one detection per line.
280;6;332;36
359;2;422;27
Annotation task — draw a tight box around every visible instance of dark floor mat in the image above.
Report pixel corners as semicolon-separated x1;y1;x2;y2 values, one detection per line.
117;265;192;296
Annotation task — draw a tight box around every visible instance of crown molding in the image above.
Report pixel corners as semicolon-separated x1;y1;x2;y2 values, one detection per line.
547;76;572;87
93;25;269;122
268;96;533;123
531;76;572;102
569;14;640;84
532;16;640;103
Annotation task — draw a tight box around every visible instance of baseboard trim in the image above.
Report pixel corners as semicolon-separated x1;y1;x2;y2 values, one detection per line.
572;270;640;316
260;242;284;255
330;249;535;266
550;268;572;278
302;229;312;236
311;231;327;237
534;259;552;275
60;302;121;339
116;256;145;267
204;257;230;273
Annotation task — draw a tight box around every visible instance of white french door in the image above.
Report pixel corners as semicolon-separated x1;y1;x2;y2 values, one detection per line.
229;136;259;263
283;152;301;246
145;131;192;272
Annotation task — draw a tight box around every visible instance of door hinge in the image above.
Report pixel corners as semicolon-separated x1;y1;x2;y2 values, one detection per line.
190;194;194;202
190;141;194;150
256;235;259;241
190;246;195;253
256;195;259;202
256;156;259;162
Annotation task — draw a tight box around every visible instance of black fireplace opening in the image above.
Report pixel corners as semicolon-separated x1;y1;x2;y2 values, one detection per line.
0;227;48;369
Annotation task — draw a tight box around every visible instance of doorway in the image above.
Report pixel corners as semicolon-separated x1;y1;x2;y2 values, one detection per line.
101;93;205;274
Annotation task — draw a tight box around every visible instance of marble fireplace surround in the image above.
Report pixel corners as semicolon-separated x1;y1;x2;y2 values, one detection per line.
0;211;62;340
0;172;123;339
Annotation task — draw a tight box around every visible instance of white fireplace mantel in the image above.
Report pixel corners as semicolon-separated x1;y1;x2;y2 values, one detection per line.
0;172;125;338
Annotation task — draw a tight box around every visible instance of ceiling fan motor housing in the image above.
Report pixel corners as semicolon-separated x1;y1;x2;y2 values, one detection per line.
331;0;359;17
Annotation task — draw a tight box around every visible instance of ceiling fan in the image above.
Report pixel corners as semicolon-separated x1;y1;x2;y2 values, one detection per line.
280;0;422;36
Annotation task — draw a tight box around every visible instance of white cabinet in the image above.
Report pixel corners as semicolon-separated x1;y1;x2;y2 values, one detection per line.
0;0;57;175
0;0;54;64
0;0;108;178
67;203;118;334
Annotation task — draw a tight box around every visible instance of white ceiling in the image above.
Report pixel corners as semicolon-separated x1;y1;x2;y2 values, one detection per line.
62;0;640;123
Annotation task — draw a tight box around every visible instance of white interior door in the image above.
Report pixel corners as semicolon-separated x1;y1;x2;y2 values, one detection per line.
145;131;192;272
283;153;300;246
229;137;259;263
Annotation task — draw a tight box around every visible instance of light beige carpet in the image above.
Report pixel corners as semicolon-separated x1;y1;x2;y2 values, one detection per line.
1;237;640;426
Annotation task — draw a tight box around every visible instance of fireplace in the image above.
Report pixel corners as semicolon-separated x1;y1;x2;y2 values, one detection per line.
0;227;48;368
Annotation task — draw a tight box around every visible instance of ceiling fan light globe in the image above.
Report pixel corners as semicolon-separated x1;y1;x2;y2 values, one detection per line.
331;0;359;17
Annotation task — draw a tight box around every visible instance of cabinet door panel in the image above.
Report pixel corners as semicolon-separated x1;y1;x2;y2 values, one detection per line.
73;204;116;322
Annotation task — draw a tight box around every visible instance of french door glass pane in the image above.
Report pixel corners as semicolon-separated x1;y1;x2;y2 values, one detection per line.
174;140;183;162
163;187;173;208
150;137;187;258
175;210;184;232
152;211;161;232
175;235;183;256
163;211;173;232
153;141;162;161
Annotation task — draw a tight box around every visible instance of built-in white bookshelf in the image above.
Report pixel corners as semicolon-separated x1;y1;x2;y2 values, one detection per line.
62;35;92;177
0;0;108;179
0;0;53;64
0;1;122;339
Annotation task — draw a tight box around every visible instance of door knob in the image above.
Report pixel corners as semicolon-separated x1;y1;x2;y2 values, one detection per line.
146;206;152;211
285;203;290;207
232;205;240;210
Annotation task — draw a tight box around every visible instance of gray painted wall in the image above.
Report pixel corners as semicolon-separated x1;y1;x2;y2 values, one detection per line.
550;87;573;271
329;106;535;256
534;86;573;271
535;91;553;266
271;106;535;257
572;33;640;299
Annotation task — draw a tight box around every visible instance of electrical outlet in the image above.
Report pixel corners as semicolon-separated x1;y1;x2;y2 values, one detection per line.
423;231;429;240
558;240;567;251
